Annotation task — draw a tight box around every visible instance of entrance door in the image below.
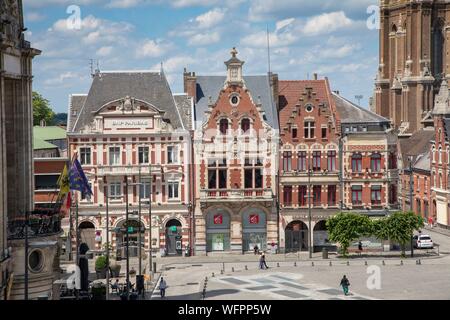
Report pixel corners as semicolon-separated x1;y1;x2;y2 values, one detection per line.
165;219;182;255
79;221;96;251
285;221;308;252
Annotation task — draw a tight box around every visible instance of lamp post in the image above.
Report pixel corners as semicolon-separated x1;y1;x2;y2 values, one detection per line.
125;174;130;299
308;164;312;259
148;163;153;274
409;156;414;258
103;185;110;301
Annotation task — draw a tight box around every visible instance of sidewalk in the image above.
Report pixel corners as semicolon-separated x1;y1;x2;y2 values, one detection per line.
423;225;450;237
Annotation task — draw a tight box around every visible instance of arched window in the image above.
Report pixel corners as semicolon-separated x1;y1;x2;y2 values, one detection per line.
219;119;229;135
392;24;397;33
433;20;444;78
432;145;436;163
371;153;382;172
351;154;362;172
241;118;250;134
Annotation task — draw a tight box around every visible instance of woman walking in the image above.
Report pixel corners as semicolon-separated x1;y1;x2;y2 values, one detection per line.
340;275;350;296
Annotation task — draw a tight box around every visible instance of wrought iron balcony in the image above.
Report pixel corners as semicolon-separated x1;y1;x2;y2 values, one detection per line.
199;188;273;202
7;208;63;240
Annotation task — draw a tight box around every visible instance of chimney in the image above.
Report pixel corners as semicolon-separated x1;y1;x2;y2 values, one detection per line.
270;73;280;111
183;69;197;102
313;73;318;80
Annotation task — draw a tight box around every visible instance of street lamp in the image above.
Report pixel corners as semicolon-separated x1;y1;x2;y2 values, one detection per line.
308;164;313;259
408;155;414;258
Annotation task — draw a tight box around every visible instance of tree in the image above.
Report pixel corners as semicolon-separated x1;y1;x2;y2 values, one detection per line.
384;212;424;257
326;213;372;257
33;91;55;126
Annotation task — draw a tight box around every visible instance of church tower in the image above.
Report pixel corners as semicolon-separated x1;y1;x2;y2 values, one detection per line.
374;0;450;134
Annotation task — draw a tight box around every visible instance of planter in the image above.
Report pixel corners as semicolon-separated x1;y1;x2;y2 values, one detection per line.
91;283;106;300
95;268;107;279
109;262;122;278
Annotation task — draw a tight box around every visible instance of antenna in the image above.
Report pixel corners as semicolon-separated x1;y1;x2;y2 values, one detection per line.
89;59;94;77
96;60;100;73
267;24;271;74
355;95;364;106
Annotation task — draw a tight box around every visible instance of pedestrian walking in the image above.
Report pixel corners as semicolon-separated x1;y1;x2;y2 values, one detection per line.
340;275;350;296
254;245;259;255
159;277;167;298
261;252;269;269
259;252;264;270
358;241;363;252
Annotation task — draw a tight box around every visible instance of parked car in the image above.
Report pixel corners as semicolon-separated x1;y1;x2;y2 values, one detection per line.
413;234;434;249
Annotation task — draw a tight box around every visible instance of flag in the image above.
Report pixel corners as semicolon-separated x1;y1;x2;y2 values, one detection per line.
57;164;70;201
69;158;93;197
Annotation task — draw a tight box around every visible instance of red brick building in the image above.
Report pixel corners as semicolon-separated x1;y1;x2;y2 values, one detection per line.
186;48;279;254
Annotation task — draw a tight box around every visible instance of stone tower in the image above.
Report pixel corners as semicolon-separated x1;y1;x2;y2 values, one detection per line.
374;0;450;134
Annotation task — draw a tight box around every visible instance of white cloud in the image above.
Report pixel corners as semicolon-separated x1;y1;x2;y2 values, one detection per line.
96;46;113;56
303;11;353;36
195;8;227;29
319;43;360;59
188;32;220;46
136;39;173;58
249;0;376;21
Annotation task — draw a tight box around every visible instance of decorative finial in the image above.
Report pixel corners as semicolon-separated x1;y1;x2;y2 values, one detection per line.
231;47;238;58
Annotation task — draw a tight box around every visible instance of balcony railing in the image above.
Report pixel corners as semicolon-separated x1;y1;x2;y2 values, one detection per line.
200;188;273;201
97;164;163;176
7;208;63;240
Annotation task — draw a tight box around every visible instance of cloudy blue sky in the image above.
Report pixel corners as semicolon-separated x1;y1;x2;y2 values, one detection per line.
23;0;379;113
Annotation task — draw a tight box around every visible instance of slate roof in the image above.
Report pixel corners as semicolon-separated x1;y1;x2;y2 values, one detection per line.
332;92;390;124
67;94;87;132
413;151;431;173
194;75;279;129
174;94;193;130
70;71;186;132
399;128;434;166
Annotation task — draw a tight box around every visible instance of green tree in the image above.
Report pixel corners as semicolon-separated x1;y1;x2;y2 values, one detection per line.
326;213;372;257
384;212;424;257
33;91;55;126
372;218;389;241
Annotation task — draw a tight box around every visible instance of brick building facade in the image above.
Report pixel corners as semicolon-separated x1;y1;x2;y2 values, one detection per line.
186;48;279;254
374;0;450;134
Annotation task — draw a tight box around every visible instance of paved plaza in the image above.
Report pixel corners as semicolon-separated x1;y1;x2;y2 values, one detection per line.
146;228;450;300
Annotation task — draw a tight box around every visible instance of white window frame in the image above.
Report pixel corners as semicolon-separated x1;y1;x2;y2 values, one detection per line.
168;181;180;200
138;146;150;165
109;182;122;200
80;147;92;165
167;145;179;164
139;179;151;199
109;146;121;166
304;120;315;139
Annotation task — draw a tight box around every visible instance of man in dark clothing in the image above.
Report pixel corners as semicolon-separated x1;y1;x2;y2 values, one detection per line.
340;275;350;296
254;245;259;255
358;241;363;252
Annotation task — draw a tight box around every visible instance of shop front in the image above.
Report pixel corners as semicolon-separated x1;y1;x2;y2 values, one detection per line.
242;208;267;252
206;210;231;252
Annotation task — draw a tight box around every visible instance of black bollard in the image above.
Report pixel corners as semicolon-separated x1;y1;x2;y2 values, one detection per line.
294;262;297;267
365;261;368;266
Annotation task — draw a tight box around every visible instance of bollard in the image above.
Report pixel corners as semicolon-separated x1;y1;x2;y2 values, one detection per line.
245;265;248;270
418;259;421;265
232;267;235;272
382;260;385;266
365;261;368;266
294;262;297;267
220;269;224;275
329;261;332;267
346;261;350;266
400;260;403;266
212;272;215;277
311;262;314;267
277;262;280;268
